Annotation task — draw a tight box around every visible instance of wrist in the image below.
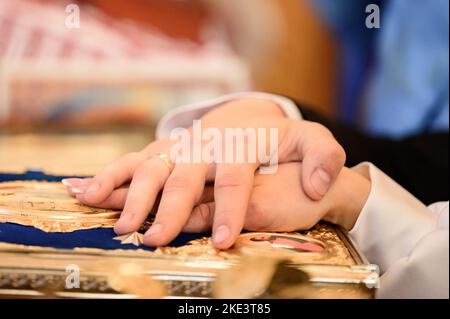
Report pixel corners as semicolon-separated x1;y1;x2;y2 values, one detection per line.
206;97;286;121
323;167;371;230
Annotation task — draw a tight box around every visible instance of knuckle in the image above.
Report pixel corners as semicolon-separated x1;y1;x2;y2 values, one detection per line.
90;175;110;190
121;152;141;161
164;175;192;193
92;170;111;181
132;161;154;179
215;172;246;190
105;152;142;173
117;152;142;166
327;143;346;167
337;145;346;165
306;121;330;135
144;139;172;155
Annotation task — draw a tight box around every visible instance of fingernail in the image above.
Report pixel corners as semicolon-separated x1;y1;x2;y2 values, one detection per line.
146;223;163;237
69;183;91;194
85;181;100;193
311;168;331;197
213;225;230;245
61;178;86;187
71;187;86;194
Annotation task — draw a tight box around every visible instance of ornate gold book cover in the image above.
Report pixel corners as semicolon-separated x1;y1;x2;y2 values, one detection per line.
0;181;120;232
0;181;379;299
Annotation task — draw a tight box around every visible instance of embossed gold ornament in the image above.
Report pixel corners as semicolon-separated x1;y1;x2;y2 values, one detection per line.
113;232;145;246
0;181;120;232
0;223;376;298
107;263;167;298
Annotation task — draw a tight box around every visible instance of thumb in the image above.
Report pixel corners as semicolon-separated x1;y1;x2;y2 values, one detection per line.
293;122;346;200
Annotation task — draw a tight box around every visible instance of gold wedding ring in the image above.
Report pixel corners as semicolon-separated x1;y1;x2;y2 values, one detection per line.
152;153;175;172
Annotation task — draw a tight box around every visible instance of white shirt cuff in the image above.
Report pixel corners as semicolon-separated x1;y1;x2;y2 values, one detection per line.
156;92;302;139
349;162;438;273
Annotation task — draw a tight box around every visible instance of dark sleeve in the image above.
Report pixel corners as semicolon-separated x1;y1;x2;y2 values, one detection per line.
298;105;449;205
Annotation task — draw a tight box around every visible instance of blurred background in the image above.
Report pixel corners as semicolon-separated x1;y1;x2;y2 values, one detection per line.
0;0;339;175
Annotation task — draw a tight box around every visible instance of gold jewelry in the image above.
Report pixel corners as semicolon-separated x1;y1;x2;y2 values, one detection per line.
152;153;175;172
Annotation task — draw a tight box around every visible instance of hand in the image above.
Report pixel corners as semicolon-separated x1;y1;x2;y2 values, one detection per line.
62;98;346;248
184;162;371;233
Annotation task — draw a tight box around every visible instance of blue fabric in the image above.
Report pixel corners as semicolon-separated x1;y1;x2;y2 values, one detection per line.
362;0;449;138
311;0;449;138
0;171;208;251
311;0;380;123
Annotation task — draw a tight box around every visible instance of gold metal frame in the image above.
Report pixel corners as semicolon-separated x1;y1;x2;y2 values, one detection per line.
0;223;378;299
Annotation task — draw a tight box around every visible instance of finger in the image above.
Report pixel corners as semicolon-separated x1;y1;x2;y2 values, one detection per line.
114;157;171;235
144;163;207;247
212;163;255;249
76;152;148;205
76;186;129;210
295;122;346;200
182;202;215;233
62;178;92;197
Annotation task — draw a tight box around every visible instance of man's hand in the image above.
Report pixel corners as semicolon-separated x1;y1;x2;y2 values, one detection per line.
184;162;371;233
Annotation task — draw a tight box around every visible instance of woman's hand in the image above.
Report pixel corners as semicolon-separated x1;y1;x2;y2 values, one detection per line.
62;98;346;248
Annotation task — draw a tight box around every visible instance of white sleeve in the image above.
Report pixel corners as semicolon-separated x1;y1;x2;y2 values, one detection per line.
155;92;302;139
349;162;449;298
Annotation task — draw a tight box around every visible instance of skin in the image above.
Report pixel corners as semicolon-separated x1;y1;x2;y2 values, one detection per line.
174;162;371;233
62;98;347;248
64;162;370;238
